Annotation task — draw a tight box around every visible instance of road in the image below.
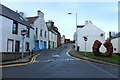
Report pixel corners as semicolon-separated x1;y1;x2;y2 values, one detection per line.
2;44;119;78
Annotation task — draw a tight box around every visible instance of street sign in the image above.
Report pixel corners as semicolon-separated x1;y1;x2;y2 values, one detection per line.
83;37;88;41
21;30;27;36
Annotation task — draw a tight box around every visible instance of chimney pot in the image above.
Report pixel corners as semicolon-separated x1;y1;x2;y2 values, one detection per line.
37;10;41;16
85;20;89;25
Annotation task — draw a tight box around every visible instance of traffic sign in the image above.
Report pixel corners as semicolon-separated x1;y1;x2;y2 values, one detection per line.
21;30;27;36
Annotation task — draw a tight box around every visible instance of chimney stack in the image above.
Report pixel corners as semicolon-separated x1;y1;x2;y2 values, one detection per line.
89;20;92;24
37;10;44;18
85;20;92;25
37;10;41;16
85;20;89;25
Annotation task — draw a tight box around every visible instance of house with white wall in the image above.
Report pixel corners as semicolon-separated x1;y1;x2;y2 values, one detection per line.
111;32;120;53
61;35;65;44
76;20;106;52
27;10;48;51
0;4;34;52
46;20;57;49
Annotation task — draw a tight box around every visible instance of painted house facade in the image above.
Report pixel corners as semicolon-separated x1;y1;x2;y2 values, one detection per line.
0;4;34;52
53;26;61;47
111;37;120;53
110;32;120;53
76;20;106;52
46;21;57;49
61;35;65;44
27;10;48;51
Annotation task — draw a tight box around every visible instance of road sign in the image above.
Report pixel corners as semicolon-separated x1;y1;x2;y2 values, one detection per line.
83;37;88;41
21;30;27;36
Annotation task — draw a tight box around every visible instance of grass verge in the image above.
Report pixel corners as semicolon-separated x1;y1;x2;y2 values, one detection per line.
77;51;120;65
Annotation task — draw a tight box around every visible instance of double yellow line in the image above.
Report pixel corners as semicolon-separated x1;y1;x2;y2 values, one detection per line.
0;53;41;68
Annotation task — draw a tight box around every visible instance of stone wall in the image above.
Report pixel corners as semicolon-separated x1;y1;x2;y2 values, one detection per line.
0;52;31;62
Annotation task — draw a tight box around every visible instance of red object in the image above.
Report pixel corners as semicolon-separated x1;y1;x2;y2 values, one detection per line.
21;30;27;36
83;37;88;41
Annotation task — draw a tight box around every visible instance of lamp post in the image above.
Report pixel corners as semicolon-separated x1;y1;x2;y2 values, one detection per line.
68;13;78;50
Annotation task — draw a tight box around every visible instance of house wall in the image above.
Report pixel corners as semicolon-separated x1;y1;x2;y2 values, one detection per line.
111;38;120;53
1;16;34;52
33;16;48;50
48;31;57;49
77;24;106;52
61;36;65;44
0;16;2;52
57;33;61;47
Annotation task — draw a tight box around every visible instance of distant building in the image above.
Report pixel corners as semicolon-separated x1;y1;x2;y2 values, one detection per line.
73;32;77;41
53;26;61;47
76;20;106;52
27;10;48;51
0;4;34;52
61;35;65;44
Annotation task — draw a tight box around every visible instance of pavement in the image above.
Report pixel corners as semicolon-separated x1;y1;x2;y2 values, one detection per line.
68;44;120;68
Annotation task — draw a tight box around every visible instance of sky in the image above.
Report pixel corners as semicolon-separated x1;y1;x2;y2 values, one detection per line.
1;2;118;40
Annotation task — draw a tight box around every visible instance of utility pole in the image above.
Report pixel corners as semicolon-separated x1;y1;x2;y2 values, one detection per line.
68;12;78;50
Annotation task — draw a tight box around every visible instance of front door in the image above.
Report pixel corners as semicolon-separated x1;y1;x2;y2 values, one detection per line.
44;41;46;49
15;41;20;52
7;39;14;52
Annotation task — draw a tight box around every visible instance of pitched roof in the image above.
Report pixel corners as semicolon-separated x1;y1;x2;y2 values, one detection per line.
0;4;31;27
110;32;120;40
77;25;85;28
27;16;39;24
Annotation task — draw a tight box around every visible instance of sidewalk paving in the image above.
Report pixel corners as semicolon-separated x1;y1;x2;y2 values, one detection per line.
69;46;120;68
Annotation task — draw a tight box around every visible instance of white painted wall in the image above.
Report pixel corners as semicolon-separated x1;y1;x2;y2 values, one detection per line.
111;38;120;53
54;33;57;47
1;16;34;52
48;31;57;48
33;13;49;49
61;35;65;44
77;23;106;52
0;16;2;52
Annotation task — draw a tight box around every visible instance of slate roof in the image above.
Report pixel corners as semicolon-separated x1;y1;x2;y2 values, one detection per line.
27;16;39;24
77;25;85;28
109;32;120;40
0;4;31;27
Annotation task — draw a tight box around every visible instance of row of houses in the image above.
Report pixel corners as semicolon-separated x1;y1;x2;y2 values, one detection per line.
74;20;120;53
0;4;64;53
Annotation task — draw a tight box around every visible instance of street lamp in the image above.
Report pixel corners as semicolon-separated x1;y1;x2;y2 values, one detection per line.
68;12;78;50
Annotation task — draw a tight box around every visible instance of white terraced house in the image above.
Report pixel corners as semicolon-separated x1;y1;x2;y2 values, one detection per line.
27;10;49;51
0;4;34;52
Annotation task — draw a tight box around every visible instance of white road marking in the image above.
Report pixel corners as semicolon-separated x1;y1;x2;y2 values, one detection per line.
66;45;118;78
53;55;60;58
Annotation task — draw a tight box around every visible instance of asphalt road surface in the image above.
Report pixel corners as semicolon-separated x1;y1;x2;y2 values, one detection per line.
2;44;119;78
